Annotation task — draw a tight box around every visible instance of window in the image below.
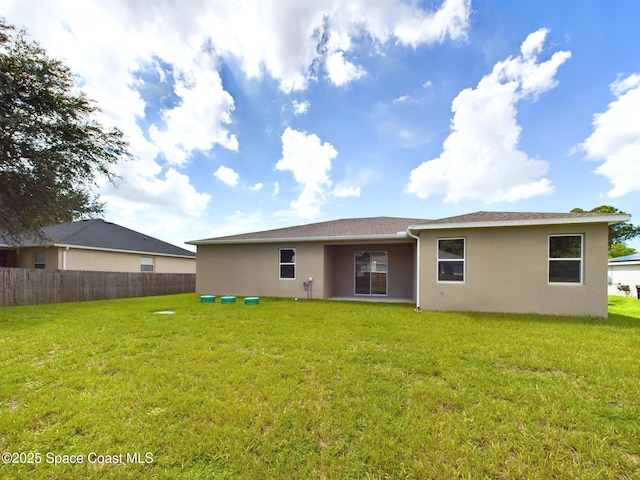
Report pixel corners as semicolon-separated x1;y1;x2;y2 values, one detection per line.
355;251;388;295
549;235;582;284
438;238;465;282
140;257;155;272
34;251;46;269
279;248;296;279
0;250;16;268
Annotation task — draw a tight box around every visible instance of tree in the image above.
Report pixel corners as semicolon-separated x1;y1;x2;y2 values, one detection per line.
608;243;637;259
0;21;131;241
571;205;640;257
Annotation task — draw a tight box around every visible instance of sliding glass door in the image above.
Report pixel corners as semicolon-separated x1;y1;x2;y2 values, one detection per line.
355;251;388;295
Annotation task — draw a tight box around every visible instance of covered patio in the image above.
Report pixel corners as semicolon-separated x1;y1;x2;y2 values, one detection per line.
323;242;416;302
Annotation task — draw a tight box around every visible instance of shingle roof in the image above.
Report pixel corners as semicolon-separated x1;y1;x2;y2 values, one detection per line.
190;210;630;245
410;210;629;230
427;211;622;224
2;219;195;257
190;217;431;244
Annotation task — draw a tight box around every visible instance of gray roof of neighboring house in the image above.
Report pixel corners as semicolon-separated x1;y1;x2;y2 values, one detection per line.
190;210;630;245
189;217;432;244
1;219;195;258
609;253;640;263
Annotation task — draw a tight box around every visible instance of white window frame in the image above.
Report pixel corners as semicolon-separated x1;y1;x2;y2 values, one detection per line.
279;248;296;280
437;237;466;283
548;234;583;285
140;257;155;273
34;251;46;269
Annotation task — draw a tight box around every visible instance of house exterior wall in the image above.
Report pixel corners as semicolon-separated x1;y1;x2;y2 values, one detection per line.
64;248;195;273
155;255;196;274
608;262;640;293
14;246;195;273
417;223;610;317
196;241;416;300
196;242;325;298
326;243;415;300
16;247;58;269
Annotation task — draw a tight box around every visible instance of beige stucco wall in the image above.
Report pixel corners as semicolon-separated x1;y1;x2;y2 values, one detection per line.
417;223;610;317
196;242;325;298
196;240;416;300
16;247;58;269
15;247;195;273
64;248;195;273
155;255;196;274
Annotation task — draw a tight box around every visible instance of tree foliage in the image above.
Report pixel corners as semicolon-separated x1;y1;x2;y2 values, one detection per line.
608;243;637;259
0;21;131;240
571;205;640;256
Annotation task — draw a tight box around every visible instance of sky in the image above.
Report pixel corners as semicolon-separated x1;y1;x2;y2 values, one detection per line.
2;0;640;251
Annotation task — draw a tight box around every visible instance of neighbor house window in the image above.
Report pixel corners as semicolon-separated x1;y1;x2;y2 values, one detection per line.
34;251;46;269
438;238;465;282
140;257;155;272
355;251;388;295
549;235;582;284
279;248;296;279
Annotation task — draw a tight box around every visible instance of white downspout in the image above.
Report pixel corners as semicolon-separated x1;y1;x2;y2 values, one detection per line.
62;246;69;270
407;228;421;312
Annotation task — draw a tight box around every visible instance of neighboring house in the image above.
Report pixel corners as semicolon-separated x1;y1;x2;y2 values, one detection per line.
188;211;629;317
607;253;640;298
0;219;196;274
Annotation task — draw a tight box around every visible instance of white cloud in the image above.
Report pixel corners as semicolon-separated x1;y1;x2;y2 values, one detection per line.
392;0;470;47
148;51;239;166
273;182;280;196
332;168;376;200
580;74;640;197
214;165;240;186
407;28;571;203
292;100;310;115
249;182;264;191
275;127;338;218
333;186;361;198
325;51;366;86
394;95;413;103
4;0;471;159
103;166;211;217
203;0;470;91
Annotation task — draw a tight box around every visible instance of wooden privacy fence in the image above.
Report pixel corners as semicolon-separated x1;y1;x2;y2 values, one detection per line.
0;268;195;306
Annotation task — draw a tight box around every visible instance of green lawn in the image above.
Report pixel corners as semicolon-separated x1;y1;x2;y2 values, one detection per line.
1;295;639;479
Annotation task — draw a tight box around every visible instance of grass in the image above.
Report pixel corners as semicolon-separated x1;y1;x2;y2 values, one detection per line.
1;295;639;479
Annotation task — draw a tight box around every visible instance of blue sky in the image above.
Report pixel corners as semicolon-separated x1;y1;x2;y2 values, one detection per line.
3;0;639;250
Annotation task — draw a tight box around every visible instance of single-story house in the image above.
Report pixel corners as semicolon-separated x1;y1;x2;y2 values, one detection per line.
0;219;196;274
607;253;640;298
188;210;629;317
